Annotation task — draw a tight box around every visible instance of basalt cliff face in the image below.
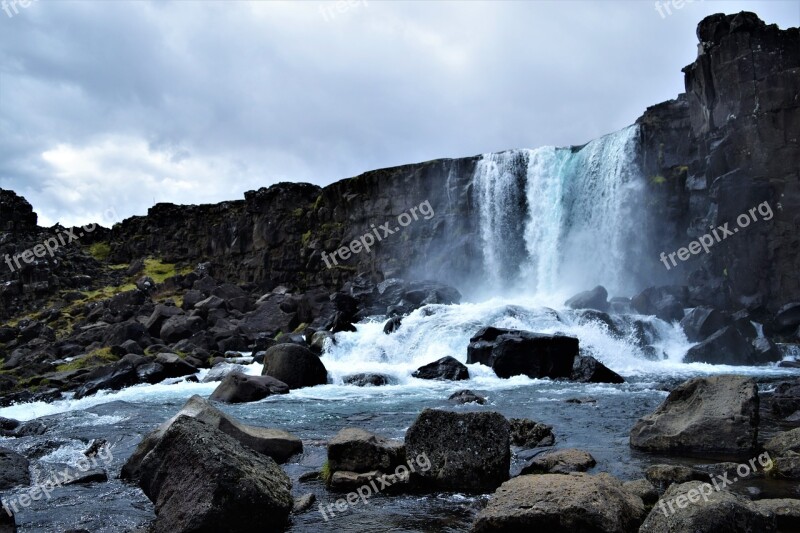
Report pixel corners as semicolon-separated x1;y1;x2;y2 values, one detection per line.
1;12;798;324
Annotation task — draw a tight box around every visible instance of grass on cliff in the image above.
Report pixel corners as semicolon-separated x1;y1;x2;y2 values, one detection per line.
56;347;119;372
88;242;112;261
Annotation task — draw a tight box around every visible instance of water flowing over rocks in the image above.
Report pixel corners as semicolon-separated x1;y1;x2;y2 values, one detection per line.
466;327;578;379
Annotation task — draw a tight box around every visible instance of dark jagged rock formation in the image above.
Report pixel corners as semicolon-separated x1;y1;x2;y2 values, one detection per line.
638;12;800;312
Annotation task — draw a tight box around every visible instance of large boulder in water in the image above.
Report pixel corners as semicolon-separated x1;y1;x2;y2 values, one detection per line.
680;306;730;342
467;327;578;379
261;343;328;389
327;428;405;473
564;285;609;312
136;416;293;533
122;395;302;481
571;354;624;383
412;356;469;381
405;409;510;492
640;480;776;532
209;373;290;403
684;326;780;365
629;375;759;457
0;447;30;490
472;473;646;533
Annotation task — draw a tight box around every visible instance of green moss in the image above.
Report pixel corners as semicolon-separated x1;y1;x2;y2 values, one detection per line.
312;195;324;210
56;347;119;372
676;165;689;174
650;175;667;185
142;258;191;283
292;323;308;334
301;230;312;247
88;242;111;261
292;208;304;217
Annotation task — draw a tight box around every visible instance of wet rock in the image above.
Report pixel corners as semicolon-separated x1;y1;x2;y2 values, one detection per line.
327;428;405;474
62;468;109;485
630;375;759;457
343;373;391;387
74;361;139;399
509;418;554;448
412;356;468;381
680;306;731;342
383;316;403;334
564;285;609;312
771;378;800;417
775;303;800;334
448;389;486;405
764;428;800;479
645;464;705;491
520;448;596;475
0;506;16;533
209;373;289;403
685;325;780;365
309;330;334;354
472;473;646;533
261;343;328;389
570;354;625;383
292;493;316;514
136;416;293;533
631;286;687;322
640;480;775;532
154;353;197;378
144;304;184;337
159;315;204;344
467;327;578;379
0;448;30;489
122;395;302;481
202;362;250;383
405;409;510;492
329;470;383;490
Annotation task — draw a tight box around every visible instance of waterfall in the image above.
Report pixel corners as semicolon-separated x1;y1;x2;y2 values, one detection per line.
473;125;645;297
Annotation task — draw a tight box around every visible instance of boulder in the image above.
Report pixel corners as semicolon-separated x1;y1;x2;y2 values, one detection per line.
771;379;800;417
774;303;800;334
343;373;391;387
623;478;659;505
309;330;334;354
405;409;510;492
261;343;328;389
159;315;204;344
74;361;139;399
472;473;646;533
519;448;596;475
467;327;578;379
764;428;800;479
509;418;554;448
412;356;469;381
0;448;30;490
640;480;775;532
209;373;290;404
0;507;14;533
680;306;730;342
202;362;250;383
136;416;293;533
122;395;302;481
752;499;800;530
645;464;705;491
154;353;197;378
448;389;487;405
327;428;405;473
629;375;759;457
145;304;184;337
570;354;625;383
564;285;609;312
383;316;403;334
685;326;779;365
631;286;687;322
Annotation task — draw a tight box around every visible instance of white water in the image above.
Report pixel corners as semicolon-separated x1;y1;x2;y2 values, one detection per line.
474;126;645;297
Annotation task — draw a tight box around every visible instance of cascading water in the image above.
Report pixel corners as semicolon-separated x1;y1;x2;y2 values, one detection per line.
474;125;646;297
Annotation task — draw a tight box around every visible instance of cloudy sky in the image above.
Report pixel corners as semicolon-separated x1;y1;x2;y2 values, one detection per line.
0;0;797;227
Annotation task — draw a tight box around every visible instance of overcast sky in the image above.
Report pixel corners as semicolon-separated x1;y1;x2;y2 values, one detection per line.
0;0;797;227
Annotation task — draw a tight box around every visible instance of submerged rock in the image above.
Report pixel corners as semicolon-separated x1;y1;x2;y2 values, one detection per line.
448;389;487;405
136;416;293;533
519;448;596;475
405;409;510;492
630;375;759;457
472;473;646;532
509;418;554;448
343;373;391;387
